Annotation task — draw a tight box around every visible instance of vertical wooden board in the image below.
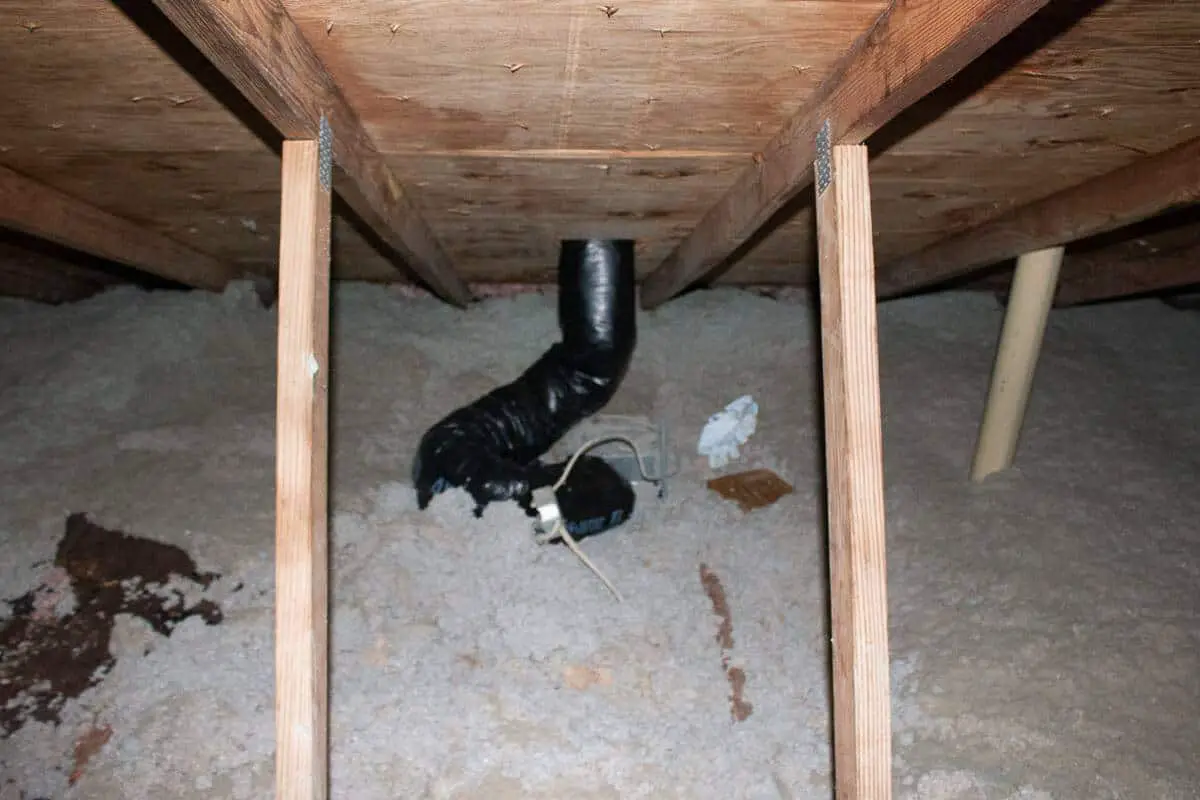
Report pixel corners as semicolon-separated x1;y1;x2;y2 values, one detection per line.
815;138;891;799
275;131;332;800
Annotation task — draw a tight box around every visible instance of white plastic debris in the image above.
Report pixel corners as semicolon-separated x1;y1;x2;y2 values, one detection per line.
697;394;759;469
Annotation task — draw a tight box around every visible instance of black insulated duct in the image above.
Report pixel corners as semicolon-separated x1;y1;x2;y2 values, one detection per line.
412;239;638;537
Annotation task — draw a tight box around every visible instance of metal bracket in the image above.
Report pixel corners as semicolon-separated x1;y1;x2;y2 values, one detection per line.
816;118;832;194
318;114;333;192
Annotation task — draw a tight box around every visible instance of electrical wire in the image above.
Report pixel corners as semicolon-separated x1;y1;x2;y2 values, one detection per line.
551;434;676;492
539;434;676;603
547;517;625;602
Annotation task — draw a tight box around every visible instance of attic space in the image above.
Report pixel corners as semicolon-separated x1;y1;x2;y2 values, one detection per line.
1;1;1199;798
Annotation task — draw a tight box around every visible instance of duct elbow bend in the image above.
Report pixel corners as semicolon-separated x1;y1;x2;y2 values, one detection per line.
412;238;638;517
557;239;638;409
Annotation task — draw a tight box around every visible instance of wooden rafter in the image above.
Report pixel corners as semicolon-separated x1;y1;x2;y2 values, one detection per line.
0;162;240;291
148;0;473;307
637;0;1055;310
1055;225;1200;307
877;136;1200;299
0;251;122;305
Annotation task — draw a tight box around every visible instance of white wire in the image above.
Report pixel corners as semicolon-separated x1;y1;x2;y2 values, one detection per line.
548;517;624;602
541;433;672;603
551;434;675;492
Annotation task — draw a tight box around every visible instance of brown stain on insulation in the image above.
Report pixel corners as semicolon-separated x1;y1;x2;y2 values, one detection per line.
699;563;753;722
0;513;227;738
69;723;113;785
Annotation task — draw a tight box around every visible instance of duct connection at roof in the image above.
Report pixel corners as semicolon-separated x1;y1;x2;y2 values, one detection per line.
412;239;638;542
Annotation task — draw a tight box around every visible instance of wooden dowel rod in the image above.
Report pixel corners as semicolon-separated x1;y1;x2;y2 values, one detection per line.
970;246;1063;482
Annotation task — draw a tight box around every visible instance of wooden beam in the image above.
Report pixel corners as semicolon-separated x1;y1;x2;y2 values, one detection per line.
0;260;115;305
815;135;892;798
971;247;1063;482
638;0;1054;309
878;136;1200;299
274;126;332;800
148;0;473;307
1055;225;1200;307
0;235;130;304
0;163;239;291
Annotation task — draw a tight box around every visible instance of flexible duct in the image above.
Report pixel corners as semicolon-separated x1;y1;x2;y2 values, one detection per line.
413;239;637;522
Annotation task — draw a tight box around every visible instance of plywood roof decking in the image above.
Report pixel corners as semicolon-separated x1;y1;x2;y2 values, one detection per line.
289;0;886;153
0;0;1198;295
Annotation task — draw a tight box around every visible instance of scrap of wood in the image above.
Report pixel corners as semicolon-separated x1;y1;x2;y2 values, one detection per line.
815;143;892;798
877;136;1200;299
274;136;332;800
707;469;793;512
638;0;1055;309
149;0;473;307
0;163;240;291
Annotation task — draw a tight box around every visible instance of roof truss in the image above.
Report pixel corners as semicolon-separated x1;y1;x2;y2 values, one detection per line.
637;0;1056;309
1055;215;1200;307
877;136;1200;299
0;162;241;291
147;0;473;307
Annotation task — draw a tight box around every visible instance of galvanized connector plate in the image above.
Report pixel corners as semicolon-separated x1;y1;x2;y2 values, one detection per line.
816;119;832;194
318;114;333;192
